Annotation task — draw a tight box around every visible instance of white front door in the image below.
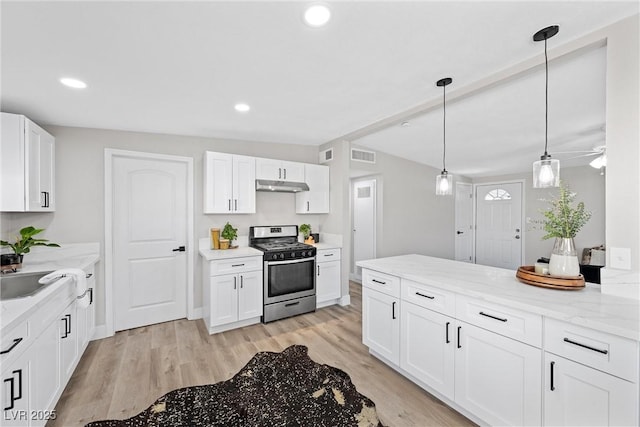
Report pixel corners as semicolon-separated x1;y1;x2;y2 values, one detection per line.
475;182;523;269
352;179;376;280
112;154;188;331
455;182;473;263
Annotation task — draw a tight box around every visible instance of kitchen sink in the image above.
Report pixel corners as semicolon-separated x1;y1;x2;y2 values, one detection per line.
0;271;55;300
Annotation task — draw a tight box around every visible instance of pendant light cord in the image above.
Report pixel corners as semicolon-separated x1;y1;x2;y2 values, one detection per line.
544;37;549;156
442;84;447;172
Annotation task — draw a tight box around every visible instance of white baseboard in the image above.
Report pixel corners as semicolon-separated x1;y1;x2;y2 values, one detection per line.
189;307;203;320
339;294;351;306
91;324;112;341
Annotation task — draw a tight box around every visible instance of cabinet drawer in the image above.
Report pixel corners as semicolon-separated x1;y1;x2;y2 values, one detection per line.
544;318;639;382
209;256;262;276
401;279;455;316
317;248;341;262
456;295;542;347
0;320;30;362
362;269;400;298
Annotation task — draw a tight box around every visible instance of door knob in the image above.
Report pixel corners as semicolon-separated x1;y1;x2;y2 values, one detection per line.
172;246;186;252
456;231;464;235
514;235;520;240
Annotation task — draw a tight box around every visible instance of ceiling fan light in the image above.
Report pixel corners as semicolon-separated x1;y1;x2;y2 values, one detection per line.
533;156;560;188
589;154;607;169
436;171;453;195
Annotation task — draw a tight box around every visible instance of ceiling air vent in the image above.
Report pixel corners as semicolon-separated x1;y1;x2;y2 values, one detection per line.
319;148;333;163
351;148;376;164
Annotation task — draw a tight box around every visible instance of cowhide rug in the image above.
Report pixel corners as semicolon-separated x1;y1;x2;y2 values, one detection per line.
87;345;384;427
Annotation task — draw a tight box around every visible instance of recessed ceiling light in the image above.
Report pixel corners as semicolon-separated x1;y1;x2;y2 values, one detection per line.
304;4;331;28
60;77;87;89
234;103;250;113
401;121;410;127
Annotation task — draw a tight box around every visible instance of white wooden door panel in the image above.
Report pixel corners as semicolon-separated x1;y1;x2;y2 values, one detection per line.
232;155;256;213
317;260;341;303
211;274;239;326
455;322;541;426
455;182;473;263
544;353;638;426
204;152;232;213
400;302;455;400
238;271;262;320
113;156;188;331
353;179;376;279
362;287;399;365
475;182;522;269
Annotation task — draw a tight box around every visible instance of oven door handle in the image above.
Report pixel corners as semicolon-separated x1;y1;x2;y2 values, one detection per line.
266;257;315;266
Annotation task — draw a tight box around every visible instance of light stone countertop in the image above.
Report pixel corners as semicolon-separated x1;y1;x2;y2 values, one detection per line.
357;254;640;341
198;238;262;261
312;243;342;251
1;243;100;335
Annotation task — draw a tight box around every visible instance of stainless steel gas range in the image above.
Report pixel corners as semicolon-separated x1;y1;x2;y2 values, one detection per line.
249;225;316;323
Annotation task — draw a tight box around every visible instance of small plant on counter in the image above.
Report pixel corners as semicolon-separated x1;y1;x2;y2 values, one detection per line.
221;222;238;244
1;226;60;256
540;182;591;240
299;224;311;240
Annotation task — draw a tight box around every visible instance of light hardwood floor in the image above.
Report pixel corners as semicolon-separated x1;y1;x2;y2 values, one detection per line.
50;282;474;427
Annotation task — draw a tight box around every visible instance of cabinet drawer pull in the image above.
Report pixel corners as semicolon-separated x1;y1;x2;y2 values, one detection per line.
323;253;334;257
457;326;462;348
233;276;237;290
0;338;23;355
234;199;238;211
317;265;320;276
240;275;243;289
85;273;93;278
550;361;555;391
415;292;435;300
445;322;450;344
279;168;282;179
228;199;232;211
392;301;396;320
3;369;22;410
371;279;386;285
284;168;287;179
479;311;508;322
285;301;300;307
231;263;245;267
66;314;72;335
61;317;69;338
89;288;94;305
563;337;608;355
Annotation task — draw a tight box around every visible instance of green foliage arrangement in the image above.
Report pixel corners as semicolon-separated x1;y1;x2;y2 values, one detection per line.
299;224;312;239
541;183;592;240
0;226;60;255
221;222;238;242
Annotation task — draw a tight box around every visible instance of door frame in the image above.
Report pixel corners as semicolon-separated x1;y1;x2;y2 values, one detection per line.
473;179;525;266
104;149;194;337
350;176;379;281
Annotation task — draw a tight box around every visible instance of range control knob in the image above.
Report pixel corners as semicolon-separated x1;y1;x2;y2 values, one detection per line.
279;253;285;260
272;254;278;260
290;252;296;258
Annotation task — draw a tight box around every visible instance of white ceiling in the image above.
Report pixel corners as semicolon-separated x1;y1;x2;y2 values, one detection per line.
1;1;638;177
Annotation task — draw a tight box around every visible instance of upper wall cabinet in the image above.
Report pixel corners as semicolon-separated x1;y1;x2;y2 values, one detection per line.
204;151;256;214
255;158;305;183
1;113;55;212
296;164;329;214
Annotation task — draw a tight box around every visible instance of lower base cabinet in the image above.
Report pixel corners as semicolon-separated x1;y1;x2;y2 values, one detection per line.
362;287;399;365
544;353;638;426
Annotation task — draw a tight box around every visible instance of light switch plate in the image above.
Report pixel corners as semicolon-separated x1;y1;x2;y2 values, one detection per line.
609;247;631;270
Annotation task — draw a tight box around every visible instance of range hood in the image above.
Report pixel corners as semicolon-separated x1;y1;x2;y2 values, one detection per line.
255;179;309;193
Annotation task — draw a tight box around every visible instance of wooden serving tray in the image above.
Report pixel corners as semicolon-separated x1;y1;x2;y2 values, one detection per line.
516;266;585;290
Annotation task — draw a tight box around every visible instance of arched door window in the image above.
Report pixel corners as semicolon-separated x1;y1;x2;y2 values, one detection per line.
484;188;512;201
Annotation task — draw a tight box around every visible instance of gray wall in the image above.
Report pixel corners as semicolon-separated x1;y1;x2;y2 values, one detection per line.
473;165;606;265
0;125;323;328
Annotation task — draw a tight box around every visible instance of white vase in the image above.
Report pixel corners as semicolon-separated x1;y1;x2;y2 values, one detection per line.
549;237;580;277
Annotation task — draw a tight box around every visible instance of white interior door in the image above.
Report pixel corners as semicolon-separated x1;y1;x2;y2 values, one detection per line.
475;182;523;270
455;182;473;263
113;154;188;331
352;179;376;280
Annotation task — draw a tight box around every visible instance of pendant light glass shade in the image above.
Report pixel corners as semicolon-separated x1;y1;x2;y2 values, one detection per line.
532;25;560;189
435;77;453;196
436;171;453;195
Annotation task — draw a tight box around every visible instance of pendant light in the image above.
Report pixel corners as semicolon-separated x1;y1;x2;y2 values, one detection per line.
435;77;453;196
532;25;560;188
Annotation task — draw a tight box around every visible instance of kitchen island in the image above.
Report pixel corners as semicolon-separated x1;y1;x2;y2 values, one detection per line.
357;254;639;427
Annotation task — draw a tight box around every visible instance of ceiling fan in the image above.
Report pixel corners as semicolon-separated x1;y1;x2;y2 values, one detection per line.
555;145;607;173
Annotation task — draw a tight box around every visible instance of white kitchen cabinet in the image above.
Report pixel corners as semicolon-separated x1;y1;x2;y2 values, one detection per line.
362;287;400;365
455;321;542;426
544;353;637;426
59;303;78;382
204;256;263;333
76;267;96;353
30;321;61;424
1;112;55;212
296;164;329;213
255;158;305;182
203;151;255;214
543;318;639;426
316;249;341;306
400;301;455;400
1;354;31;426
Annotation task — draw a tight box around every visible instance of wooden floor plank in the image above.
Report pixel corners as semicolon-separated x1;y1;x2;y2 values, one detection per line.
49;282;474;427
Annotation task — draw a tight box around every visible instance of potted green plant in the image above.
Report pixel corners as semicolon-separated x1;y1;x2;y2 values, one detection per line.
1;226;60;268
299;224;312;243
221;222;238;249
540;183;591;277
